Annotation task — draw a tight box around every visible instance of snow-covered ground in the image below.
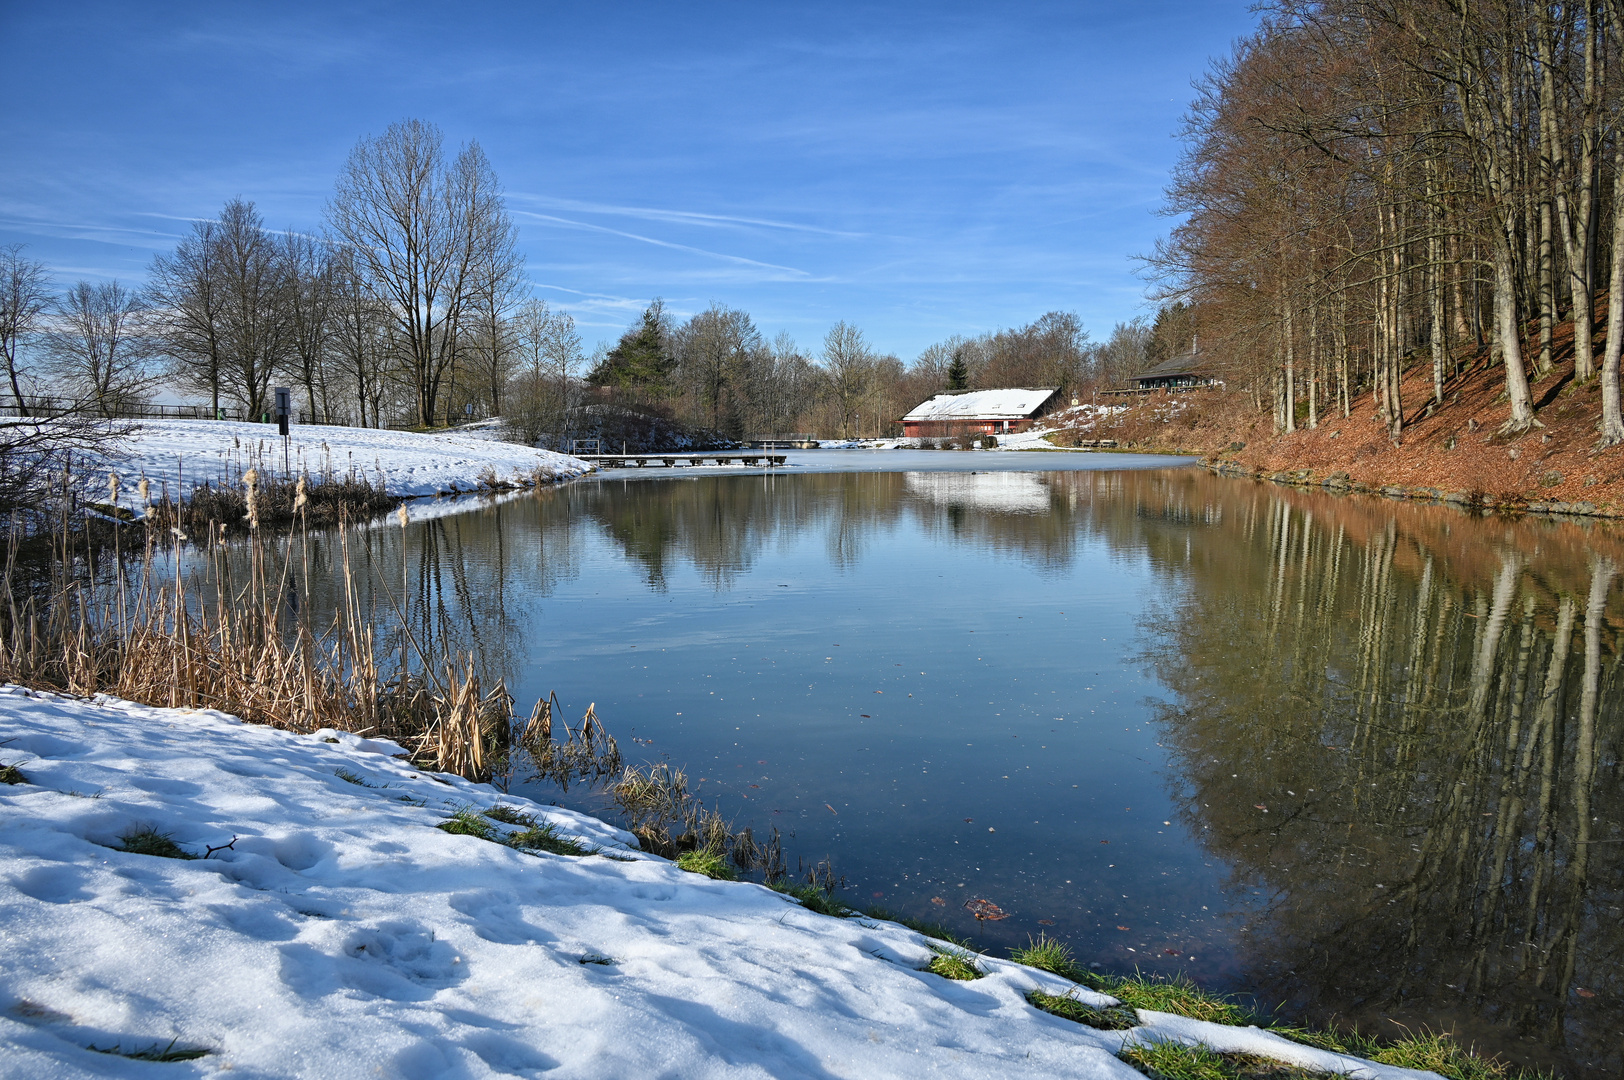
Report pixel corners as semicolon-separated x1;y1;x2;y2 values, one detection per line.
90;419;592;504
0;689;1439;1079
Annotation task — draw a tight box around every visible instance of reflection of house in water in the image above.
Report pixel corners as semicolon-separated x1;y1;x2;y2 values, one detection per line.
903;471;1051;514
900;387;1061;437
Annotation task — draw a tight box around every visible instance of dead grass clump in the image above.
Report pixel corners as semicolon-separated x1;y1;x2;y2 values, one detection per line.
0;759;26;784
148;471;398;531
116;827;196;860
609;761;791;876
89;1038;211;1063
518;695;622;791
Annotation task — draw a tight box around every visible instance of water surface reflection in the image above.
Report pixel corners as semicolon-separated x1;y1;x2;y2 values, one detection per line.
235;466;1620;1076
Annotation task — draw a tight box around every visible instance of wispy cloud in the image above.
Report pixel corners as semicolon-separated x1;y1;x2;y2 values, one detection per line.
509;194;866;239
513;211;816;279
0;215;186;254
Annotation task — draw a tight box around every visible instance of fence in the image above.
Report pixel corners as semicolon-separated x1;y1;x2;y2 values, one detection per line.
0;397;384;428
0;398;246;421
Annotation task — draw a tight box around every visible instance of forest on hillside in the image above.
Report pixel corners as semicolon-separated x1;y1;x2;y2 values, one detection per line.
1151;0;1624;444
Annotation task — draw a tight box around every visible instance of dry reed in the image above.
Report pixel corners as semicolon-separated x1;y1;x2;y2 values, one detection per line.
0;487;611;784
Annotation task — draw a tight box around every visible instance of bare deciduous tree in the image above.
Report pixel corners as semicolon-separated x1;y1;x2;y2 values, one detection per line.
46;280;153;416
280;230;337;420
0;245;50;415
674;304;762;435
328;119;521;427
146;219;229;418
822;321;876;439
214;199;292;417
507;298;582;444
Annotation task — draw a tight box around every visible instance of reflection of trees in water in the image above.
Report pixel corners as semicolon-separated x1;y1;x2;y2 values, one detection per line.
215;470;1106;684
576;474;896;587
211;491;585;692
572;471;1097;584
1129;475;1623;1077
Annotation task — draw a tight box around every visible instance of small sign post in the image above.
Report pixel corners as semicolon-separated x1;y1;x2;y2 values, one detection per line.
274;387;291;474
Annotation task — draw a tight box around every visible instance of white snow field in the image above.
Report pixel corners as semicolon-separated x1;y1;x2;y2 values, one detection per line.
92;419;592;504
0;689;1440;1079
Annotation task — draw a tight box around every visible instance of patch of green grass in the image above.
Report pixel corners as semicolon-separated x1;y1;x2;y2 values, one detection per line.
88;1038;210;1062
116;827;196;860
1009;939;1538;1080
1011;933;1085;980
676;848;737;880
0;760;27;785
333;767;377;787
1362;1030;1541;1080
1263;1026;1348;1053
432;804;602;857
1078;971;1253;1026
436;807;499;841
769;880;847;915
925;944;982;981
1027;989;1139;1030
510;821;595;857
1118;1042;1315;1080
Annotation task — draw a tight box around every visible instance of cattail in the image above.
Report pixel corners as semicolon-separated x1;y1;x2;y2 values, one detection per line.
243;468;260;530
294;474;309;514
137;477;151;509
396;504;409;529
107;471;121;507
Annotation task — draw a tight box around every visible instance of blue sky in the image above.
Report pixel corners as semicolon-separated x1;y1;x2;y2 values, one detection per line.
0;1;1257;359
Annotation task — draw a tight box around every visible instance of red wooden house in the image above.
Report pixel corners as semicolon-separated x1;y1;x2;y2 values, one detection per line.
899;387;1062;437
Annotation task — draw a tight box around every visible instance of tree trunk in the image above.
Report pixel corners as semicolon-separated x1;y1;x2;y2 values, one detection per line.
1600;81;1624;442
1537;195;1555;374
1282;296;1296;434
1492;232;1540;430
1307;298;1319;429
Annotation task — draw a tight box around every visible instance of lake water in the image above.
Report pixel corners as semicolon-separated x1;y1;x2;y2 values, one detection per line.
249;451;1622;1077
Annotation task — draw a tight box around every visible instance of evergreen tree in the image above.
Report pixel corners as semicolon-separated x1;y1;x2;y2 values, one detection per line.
946;348;970;390
587;299;674;395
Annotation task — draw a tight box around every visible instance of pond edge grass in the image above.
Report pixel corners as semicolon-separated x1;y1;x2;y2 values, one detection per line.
1007;934;1550;1080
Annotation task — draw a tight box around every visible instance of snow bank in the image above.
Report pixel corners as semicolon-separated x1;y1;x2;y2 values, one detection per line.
0;689;1439;1079
92;419;592;503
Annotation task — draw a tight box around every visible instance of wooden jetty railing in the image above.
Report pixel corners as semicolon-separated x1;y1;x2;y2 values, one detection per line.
578;452;789;469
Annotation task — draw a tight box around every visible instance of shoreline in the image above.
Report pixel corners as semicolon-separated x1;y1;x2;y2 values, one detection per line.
1198;457;1619;520
1034;355;1624;522
0;686;1449;1080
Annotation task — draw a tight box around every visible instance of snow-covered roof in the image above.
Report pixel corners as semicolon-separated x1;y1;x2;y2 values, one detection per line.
901;387;1060;422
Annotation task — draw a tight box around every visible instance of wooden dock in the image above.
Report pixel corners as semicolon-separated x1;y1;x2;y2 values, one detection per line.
580;452;789;469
